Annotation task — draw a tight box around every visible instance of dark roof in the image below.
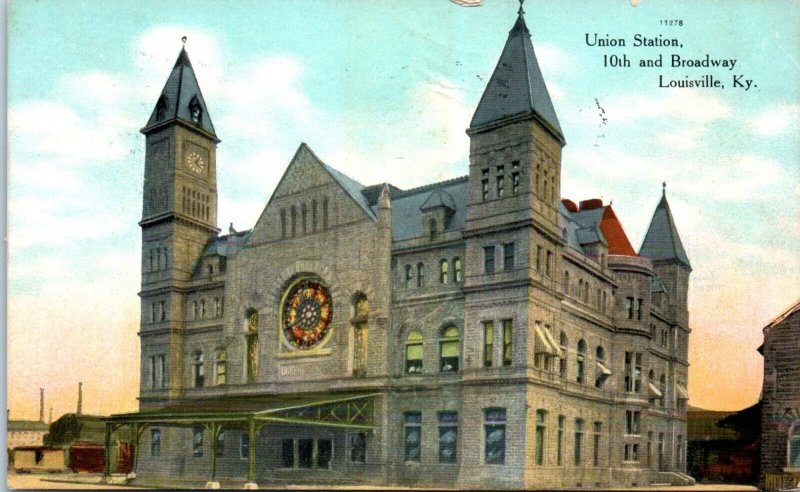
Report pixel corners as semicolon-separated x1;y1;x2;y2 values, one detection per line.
639;189;691;269
469;11;563;143
390;177;469;240
7;420;49;432
141;47;218;139
559;201;638;257
320;161;376;220
764;298;800;331
202;230;251;257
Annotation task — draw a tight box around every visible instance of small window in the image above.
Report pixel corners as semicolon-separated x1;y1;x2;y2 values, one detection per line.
512;172;520;195
481;179;489;201
404;265;412;289
563;270;570;294
291;206;297;237
298;438;313;468
637;298;644;320
626;410;641;435
322;198;329;230
193;426;204;457
483;321;494;368
574;419;584;465
404;412;422;462
439;326;460;373
311;200;318;232
576;340;586;384
545;251;552;277
484;408;506;465
557;415;565;466
535;410;547;465
502;319;513;366
317;439;332;469
559;332;568;379
282;439;295;468
240;434;250;460
453;258;462;283
192;351;204;388
439;260;449;284
496;175;505;198
217;431;225;456
301;203;307;234
151;429;161;457
280;209;287;238
438;412;458;464
484;246;495;274
159;301;166;321
215;350;227;385
405;331;423;374
429;219;437;241
503;243;515;271
350;432;366;463
417;263;425;288
626;297;634;319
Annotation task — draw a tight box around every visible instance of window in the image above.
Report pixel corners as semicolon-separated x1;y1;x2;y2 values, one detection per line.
453;258;462;283
637;298;644;320
404;412;422;462
214;297;222;317
626;410;641;435
503;243;515;271
659;374;666;407
574;419;584;465
484;246;495;274
291;205;297;237
157;355;165;389
322;198;329;230
151;429;161;457
545;251;552;277
438;412;458;464
417;263;424;288
215;350;227;385
559;332;568;379
647;431;653;467
484;408;506;465
217;431;225;456
790;425;800;469
626;297;634;319
512;171;520;195
192;301;198;320
193;426;204;457
405;331;423;374
282;439;295;467
311;200;318;232
576;339;586;384
317;439;333;469
301;203;307;234
149;356;156;389
536;245;543;272
240;435;250;460
535;410;547;465
624;443;640;462
624;352;642;393
502;320;513;366
439;326;460;373
429;219;438;241
404;265;412;289
246;311;259;383
159;301;166;321
439;260;449;284
593;422;602;466
557;415;565;466
350;432;366;463
676;435;683;468
563;270;570;294
483;321;494;368
595;346;609;389
482;179;489;201
200;299;206;319
496;175;505;198
192;351;204;388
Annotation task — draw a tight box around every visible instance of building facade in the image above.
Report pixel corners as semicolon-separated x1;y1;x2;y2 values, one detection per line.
760;299;800;491
112;8;694;489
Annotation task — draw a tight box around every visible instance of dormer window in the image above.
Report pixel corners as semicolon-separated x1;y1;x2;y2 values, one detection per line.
189;96;202;124
155;95;168;121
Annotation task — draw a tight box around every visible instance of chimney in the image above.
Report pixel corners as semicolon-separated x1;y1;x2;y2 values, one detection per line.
77;382;83;415
39;388;44;422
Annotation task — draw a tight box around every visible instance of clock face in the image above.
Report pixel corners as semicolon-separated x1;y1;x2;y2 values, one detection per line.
185;151;206;173
281;279;333;350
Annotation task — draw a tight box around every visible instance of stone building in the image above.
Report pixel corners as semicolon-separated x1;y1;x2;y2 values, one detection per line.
760;298;800;491
107;7;694;489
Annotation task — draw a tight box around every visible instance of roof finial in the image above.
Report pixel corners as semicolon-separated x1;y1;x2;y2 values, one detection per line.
662;181;667;196
181;35;187;46
518;0;525;16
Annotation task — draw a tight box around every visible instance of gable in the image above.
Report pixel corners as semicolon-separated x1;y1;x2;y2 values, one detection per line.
271;143;337;199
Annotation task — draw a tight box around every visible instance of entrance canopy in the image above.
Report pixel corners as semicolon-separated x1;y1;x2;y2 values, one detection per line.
107;391;379;430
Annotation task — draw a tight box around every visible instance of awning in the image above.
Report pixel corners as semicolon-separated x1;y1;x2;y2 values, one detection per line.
648;382;663;399
676;384;689;400
534;325;555;355
106;392;379;430
542;327;564;358
596;361;612;377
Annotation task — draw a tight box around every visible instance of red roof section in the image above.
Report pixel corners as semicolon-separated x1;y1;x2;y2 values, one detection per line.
599;206;637;256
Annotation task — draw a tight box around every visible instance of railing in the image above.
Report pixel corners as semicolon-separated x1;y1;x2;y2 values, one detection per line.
765;473;800;491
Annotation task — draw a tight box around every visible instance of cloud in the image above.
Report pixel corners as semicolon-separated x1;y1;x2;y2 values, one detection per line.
750;104;800;136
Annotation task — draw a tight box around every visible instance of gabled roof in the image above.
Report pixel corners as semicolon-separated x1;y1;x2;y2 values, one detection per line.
560;200;637;257
764;297;800;331
639;188;691;269
469;10;563;144
141;47;218;140
390;177;469;240
420;189;456;212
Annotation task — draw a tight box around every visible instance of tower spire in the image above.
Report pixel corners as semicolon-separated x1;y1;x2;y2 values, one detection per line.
639;184;691;269
518;0;525;16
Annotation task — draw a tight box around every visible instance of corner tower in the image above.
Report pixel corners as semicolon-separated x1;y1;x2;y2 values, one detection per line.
139;42;220;402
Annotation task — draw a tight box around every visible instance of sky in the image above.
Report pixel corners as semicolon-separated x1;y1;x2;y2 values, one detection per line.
7;0;799;420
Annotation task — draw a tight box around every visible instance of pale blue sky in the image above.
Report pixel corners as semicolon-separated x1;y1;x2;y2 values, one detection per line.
7;0;799;417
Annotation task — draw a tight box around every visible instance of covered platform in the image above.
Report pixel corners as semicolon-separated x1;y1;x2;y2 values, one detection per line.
103;392;379;488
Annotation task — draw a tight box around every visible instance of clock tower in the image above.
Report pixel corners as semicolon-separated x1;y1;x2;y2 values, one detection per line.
139;42;220;402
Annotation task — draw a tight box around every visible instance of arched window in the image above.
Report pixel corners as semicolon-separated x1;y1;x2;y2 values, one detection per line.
789;424;800;469
595;346;608;388
576;339;586;384
192;351;204;388
311;200;318;232
404;265;412;289
559;332;568;379
214;297;222;317
322;198;329;230
189;96;203;124
200;299;206;318
246;310;259;383
290;206;297;237
563;270;570;294
280;209;287;238
453;258;462;283
352;294;369;377
215;350;227;385
192;301;198;320
439;260;449;284
439;326;460;373
405;331;423;374
301;203;307;234
417;263;425;288
659;374;666;407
